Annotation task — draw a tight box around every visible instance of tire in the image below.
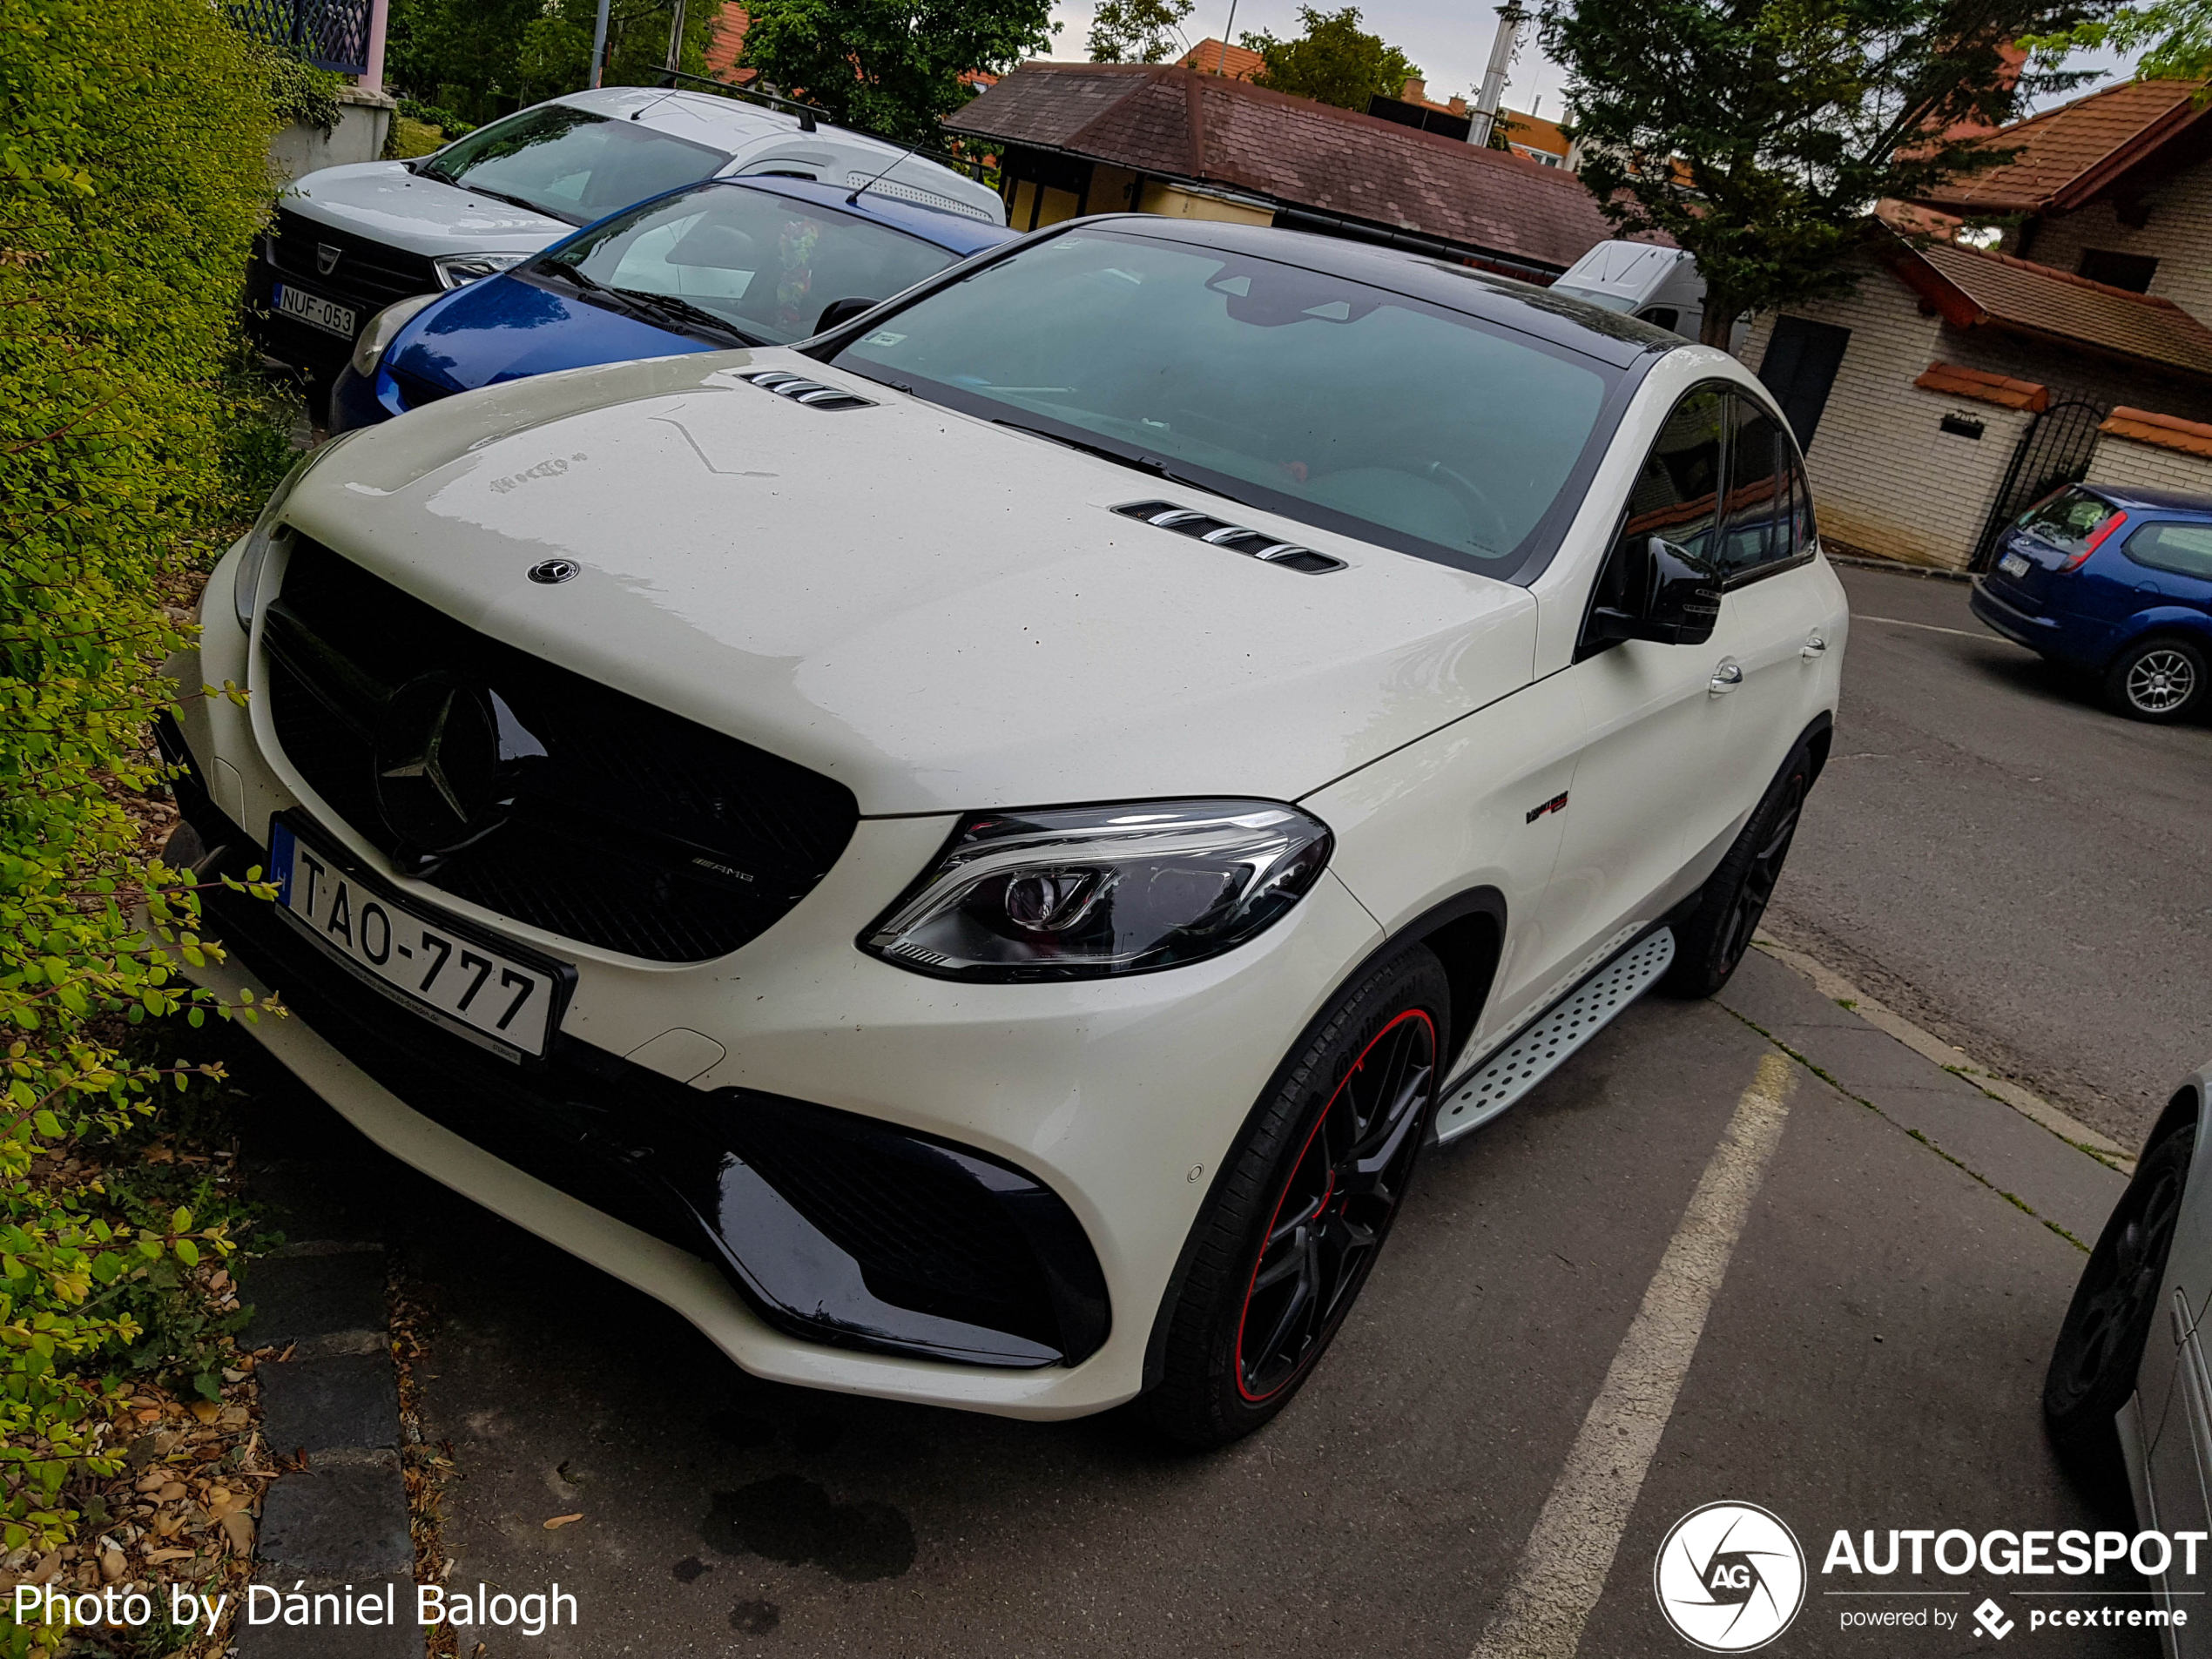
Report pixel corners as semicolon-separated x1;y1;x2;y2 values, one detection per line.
2045;1122;2194;1456
1140;945;1450;1448
2102;635;2209;724
1658;744;1813;1000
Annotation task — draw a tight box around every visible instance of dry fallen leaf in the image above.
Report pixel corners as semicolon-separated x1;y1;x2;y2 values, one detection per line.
144;1548;194;1565
543;1514;583;1531
187;1401;220;1425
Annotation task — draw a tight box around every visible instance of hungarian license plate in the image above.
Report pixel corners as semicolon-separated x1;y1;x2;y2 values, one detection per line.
273;283;357;340
270;819;559;1057
1998;550;2031;577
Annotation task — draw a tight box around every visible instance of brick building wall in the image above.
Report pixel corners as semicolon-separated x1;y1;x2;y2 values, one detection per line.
1739;266;2035;570
2086;434;2212;497
2013;160;2212;326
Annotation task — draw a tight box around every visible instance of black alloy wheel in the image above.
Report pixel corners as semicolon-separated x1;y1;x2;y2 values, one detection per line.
1143;945;1449;1447
2045;1122;2194;1455
1661;745;1812;1000
1234;1006;1436;1401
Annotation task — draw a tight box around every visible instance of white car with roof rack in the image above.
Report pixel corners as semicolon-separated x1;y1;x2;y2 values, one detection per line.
248;81;1004;412
174;215;1846;1447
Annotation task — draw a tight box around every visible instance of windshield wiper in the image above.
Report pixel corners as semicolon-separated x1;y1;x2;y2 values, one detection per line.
455;182;577;221
610;288;760;346
990;418;1239;502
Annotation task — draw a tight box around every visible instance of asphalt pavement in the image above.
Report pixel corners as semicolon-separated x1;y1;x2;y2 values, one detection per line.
1765;563;2212;1147
226;943;2149;1657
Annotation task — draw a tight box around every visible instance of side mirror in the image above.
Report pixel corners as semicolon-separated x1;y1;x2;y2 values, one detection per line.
813;296;880;334
1588;537;1722;648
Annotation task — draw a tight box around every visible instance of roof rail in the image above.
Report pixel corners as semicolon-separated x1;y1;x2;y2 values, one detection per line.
650;70;993;183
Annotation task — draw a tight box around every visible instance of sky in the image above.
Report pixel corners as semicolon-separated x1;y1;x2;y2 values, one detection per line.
1042;0;2141;120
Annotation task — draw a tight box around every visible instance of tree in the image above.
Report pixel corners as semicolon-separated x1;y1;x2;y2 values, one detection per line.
1240;6;1421;111
1539;0;2104;345
2025;3;2212;83
741;0;1056;145
384;0;717;122
1089;0;1193;62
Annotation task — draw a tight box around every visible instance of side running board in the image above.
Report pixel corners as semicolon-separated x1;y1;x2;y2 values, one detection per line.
1434;928;1677;1143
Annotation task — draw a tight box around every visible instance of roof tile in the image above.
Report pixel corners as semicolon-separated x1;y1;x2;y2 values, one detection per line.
2101;406;2212;456
1913;361;2049;410
946;61;1640;272
1913;240;2212;380
1913;78;2206;212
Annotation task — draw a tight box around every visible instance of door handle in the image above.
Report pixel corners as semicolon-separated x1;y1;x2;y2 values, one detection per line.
1710;660;1743;695
1801;631;1828;659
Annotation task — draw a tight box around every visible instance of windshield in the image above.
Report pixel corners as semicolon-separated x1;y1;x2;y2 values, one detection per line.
535;183;966;344
422;104;731;226
831;230;1615;571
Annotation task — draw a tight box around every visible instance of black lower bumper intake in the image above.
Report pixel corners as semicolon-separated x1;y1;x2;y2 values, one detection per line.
158;718;1111;1371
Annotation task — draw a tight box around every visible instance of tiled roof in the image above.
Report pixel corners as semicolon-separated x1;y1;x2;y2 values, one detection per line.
2101;407;2212;457
1177;39;1264;81
1912;78;2209;213
1885;237;2212;381
1913;361;2048;411
944;61;1642;273
704;3;755;83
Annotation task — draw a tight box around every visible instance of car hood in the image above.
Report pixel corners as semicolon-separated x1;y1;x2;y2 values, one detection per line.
281;350;1539;815
285;163;575;258
393;275;699;393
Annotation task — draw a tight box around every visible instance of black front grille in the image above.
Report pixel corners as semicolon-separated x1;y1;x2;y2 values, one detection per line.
266;209;442;312
176;815;1108;1370
265;538;859;961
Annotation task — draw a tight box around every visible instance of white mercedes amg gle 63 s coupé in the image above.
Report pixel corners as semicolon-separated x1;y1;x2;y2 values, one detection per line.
166;217;1846;1447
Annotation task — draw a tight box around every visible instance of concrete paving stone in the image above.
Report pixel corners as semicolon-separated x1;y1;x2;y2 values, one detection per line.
1867;1083;2124;1246
257;1352;399;1457
1712;946;1870;1032
240;1248;387;1351
246;1159;392;1247
255;1459;412;1577
233;1579;419;1659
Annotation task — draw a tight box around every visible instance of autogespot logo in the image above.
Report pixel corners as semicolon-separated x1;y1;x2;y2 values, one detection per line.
1656;1502;1808;1652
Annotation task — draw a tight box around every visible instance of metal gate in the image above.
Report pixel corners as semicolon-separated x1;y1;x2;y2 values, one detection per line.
227;0;373;76
1972;399;2107;570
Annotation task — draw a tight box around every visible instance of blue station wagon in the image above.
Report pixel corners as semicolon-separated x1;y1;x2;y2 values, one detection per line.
1972;482;2212;722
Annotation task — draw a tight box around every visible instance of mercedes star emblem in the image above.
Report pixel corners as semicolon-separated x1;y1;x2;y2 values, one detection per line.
373;674;504;854
528;558;580;584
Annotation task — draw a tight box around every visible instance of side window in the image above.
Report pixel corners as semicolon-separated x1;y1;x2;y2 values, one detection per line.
1788;449;1817;556
2125;523;2212;581
1715;396;1793;577
1585;388;1726;646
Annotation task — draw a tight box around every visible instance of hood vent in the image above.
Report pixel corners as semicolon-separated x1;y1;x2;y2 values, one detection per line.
739;369;875;410
1111;501;1347;575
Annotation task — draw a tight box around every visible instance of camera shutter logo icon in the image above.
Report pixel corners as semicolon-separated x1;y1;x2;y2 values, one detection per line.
1654;1502;1806;1651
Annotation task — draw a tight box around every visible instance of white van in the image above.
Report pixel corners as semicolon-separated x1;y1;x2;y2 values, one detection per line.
249;84;1007;409
1549;244;1720;342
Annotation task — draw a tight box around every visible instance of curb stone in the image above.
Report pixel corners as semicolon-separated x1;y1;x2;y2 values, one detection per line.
1750;933;2136;1172
235;1155;415;1659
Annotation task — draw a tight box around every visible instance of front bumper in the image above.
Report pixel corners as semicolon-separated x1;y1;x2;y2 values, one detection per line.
167;547;1386;1415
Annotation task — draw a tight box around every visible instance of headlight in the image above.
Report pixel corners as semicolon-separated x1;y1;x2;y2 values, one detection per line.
232;431;360;631
434;252;529;288
863;800;1333;981
350;292;442;376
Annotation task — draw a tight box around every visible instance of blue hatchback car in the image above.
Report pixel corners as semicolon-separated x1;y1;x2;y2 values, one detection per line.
329;173;1014;433
1971;482;2212;722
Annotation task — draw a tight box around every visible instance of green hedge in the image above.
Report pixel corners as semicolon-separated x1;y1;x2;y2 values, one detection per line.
0;0;286;1597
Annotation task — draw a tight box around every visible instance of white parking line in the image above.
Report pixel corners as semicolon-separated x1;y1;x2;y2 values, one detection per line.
1856;614;1990;639
1468;1052;1797;1659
